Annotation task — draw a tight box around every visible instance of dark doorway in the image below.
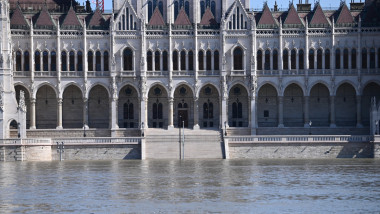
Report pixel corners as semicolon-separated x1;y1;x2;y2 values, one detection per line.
178;110;188;128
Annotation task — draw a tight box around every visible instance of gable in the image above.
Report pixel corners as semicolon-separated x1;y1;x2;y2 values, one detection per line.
174;8;191;25
149;7;165;26
310;4;330;26
62;6;82;29
257;4;277;28
336;4;354;24
35;7;55;29
10;5;29;28
88;8;107;29
200;7;217;25
224;0;250;29
115;0;139;31
284;4;303;26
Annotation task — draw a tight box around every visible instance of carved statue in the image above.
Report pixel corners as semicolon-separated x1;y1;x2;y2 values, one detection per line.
19;90;27;112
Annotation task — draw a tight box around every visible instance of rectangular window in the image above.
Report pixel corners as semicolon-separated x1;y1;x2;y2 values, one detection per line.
264;110;269;118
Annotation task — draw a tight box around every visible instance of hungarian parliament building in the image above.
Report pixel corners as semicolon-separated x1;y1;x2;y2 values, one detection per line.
0;0;379;138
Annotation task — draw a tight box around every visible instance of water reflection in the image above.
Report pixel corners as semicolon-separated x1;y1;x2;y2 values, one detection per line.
0;159;380;213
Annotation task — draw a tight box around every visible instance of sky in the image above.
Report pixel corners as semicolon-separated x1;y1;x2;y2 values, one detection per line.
76;0;345;11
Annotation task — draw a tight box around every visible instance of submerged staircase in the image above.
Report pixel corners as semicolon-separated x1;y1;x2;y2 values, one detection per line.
145;128;225;159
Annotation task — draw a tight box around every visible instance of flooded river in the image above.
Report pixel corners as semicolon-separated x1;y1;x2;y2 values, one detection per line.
0;159;379;213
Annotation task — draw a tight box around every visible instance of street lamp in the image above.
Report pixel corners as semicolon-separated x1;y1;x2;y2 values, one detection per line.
224;121;227;136
83;123;86;137
309;120;312;135
141;122;145;137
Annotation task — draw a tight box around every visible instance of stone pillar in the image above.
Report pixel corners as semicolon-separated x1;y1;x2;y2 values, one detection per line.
330;96;336;127
193;97;199;129
83;98;89;128
140;97;148;129
304;96;310;127
168;97;174;129
110;98;119;130
250;96;257;135
278;96;284;127
30;98;36;129
356;95;363;127
57;98;63;129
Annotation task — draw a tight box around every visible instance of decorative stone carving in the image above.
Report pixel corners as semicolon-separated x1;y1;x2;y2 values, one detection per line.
19;90;27;112
0;54;3;68
110;77;118;100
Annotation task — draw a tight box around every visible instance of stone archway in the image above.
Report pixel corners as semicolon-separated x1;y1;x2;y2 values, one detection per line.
148;85;168;129
310;83;330;127
174;84;194;128
284;84;304;127
63;85;83;128
36;85;57;129
257;84;278;127
336;83;357;127
118;85;139;128
88;85;109;128
199;84;220;129
362;82;380;126
15;85;30;129
228;84;249;127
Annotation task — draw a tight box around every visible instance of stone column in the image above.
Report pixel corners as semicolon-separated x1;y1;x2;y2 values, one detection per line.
57;98;63;129
193;97;199;129
110;98;119;130
356;95;363;127
168;97;174;129
304;96;310;127
250;95;257;135
30;98;36;129
330;96;336;127
83;98;89;128
278;96;284;127
140;97;148;129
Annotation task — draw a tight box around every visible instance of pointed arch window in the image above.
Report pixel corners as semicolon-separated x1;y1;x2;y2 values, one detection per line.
163;51;168;71
77;51;83;71
200;0;216;18
147;51;153;71
88;51;93;71
291;49;296;70
351;49;356;69
370;48;375;68
299;49;304;69
16;51;22;71
273;49;278;70
70;51;75;71
95;51;101;71
335;49;341;69
232;100;243;119
181;51;186;70
325;49;330;69
148;1;164;23
24;51;30;71
153;102;163;120
233;47;243;70
173;51;178;71
198;51;204;70
206;51;212;70
188;51;194;71
309;49;314;69
50;51;56;71
203;102;214;119
155;51;160;71
123;48;133;71
123;102;134;119
61;51;67;71
317;49;322;69
214;51;219;71
343;48;349;69
265;50;270;70
103;51;109;71
283;49;289;70
257;50;263;70
362;48;367;69
35;51;41;71
43;51;49;71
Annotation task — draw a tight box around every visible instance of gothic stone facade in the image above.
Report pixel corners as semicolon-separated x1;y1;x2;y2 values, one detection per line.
1;0;380;138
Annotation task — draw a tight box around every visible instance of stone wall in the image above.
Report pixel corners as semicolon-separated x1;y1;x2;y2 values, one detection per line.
229;142;374;159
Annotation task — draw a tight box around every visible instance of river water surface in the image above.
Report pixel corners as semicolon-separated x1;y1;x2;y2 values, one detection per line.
0;159;379;213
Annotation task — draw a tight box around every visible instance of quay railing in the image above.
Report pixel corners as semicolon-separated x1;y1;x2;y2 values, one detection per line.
227;135;374;144
0;138;143;146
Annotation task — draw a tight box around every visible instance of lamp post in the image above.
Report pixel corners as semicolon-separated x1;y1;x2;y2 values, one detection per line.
141;122;145;137
182;120;185;160
224;121;227;136
83;123;86;137
309;121;312;135
17;122;21;138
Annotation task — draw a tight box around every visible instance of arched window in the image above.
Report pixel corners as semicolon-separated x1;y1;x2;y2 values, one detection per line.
148;1;153;21
257;50;263;70
70;51;75;71
159;1;163;15
198;51;204;70
24;51;30;71
155;51;160;71
181;51;186;70
95;51;101;71
43;51;48;71
283;49;289;70
153;103;158;119
233;47;243;70
211;1;216;16
206;50;212;70
174;1;179;20
185;1;190;16
232;101;243;119
61;51;67;71
203;102;214;119
291;49;296;70
123;103;134;120
362;48;367;69
299;49;304;69
158;103;163;119
351;49;356;69
88;51;93;71
147;51;153;71
35;51;41;71
16;51;21;71
335;49;341;69
123;48;133;71
317;49;322;69
265;50;270;70
214;51;219;71
309;49;314;69
77;51;83;71
343;48;349;69
103;51;109;71
273;49;278;70
147;0;164;21
370;48;375;68
325;49;330;69
50;51;56;71
173;51;178;71
188;51;194;70
163;51;168;71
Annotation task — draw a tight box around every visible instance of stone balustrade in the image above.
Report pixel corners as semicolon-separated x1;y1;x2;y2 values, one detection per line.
0;137;142;146
227;135;374;143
